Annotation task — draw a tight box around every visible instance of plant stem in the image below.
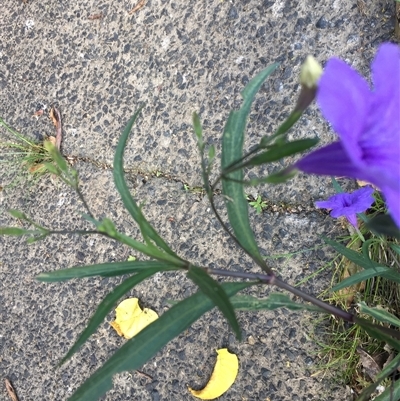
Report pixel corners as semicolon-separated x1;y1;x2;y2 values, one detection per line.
206;266;356;322
207;194;274;275
211;146;261;190
273;277;356;322
207;267;275;283
48;230;102;236
75;187;95;219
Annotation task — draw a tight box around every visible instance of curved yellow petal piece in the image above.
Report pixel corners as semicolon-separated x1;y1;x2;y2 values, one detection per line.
188;348;239;400
110;298;158;339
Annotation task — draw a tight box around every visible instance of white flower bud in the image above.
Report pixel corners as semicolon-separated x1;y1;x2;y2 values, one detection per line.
300;55;322;88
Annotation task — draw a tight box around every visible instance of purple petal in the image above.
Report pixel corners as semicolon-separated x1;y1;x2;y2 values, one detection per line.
371;43;400;120
296;142;366;177
359;44;400;184
351;187;375;213
345;213;358;227
317;58;371;163
315;199;338;209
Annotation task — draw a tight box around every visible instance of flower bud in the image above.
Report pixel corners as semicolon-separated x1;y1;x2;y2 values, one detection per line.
300;55;322;88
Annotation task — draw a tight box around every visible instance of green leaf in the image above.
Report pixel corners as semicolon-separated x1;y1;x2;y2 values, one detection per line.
232;168;297;186
332;266;400;291
26;234;49;243
60;267;167;365
390;243;400;255
43;162;60;176
331;177;344;193
358;302;400;328
366;214;400;239
0;227;39;236
221;64;278;270
96;218;118;236
240;138;318;169
230;293;324;313
187;266;241;340
356;317;400;348
356;354;400;401
67;281;254;401
36;261;179;282
86;216;181;265
44;140;69;173
373;381;400;401
323;236;378;270
114;108;179;259
8;209;28;220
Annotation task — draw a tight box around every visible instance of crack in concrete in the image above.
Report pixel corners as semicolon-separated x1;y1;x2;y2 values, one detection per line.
66;154;325;216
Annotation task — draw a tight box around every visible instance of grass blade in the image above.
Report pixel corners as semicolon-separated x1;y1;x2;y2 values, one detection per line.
187;266;241;339
36;261;179;282
230;293;324;312
67;281;254;401
221;65;278;270
60;266;169;365
114;108;179;258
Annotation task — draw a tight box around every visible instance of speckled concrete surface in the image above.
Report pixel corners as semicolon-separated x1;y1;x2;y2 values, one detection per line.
0;0;396;400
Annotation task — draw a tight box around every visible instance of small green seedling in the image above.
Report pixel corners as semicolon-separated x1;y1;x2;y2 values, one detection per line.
247;195;267;214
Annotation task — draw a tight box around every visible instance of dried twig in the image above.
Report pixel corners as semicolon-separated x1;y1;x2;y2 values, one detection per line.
5;379;19;401
49;106;62;151
134;370;153;380
129;0;146;15
88;13;104;20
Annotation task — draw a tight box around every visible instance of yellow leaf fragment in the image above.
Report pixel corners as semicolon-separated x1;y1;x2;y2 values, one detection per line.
189;348;239;400
110;298;158;339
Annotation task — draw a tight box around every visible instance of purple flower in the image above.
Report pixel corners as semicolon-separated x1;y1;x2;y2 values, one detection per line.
316;187;375;227
296;43;400;227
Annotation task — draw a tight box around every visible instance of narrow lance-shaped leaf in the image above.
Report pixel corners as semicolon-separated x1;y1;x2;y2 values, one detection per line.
332;266;400;292
187;266;242;340
323;236;378;270
36;260;179;282
0;227;41;236
8;209;28;220
114;108;180;259
230;293;324;313
59;266;171;365
358;302;400;328
43;140;69;174
356;317;400;346
221;64;278;271
372;380;400;401
237;138;318;169
90;217;183;265
391;243;400;255
67;281;255;401
225;168;297;186
356;353;400;401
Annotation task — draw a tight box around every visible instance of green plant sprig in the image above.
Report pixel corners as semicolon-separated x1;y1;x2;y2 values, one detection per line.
2;63;399;401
